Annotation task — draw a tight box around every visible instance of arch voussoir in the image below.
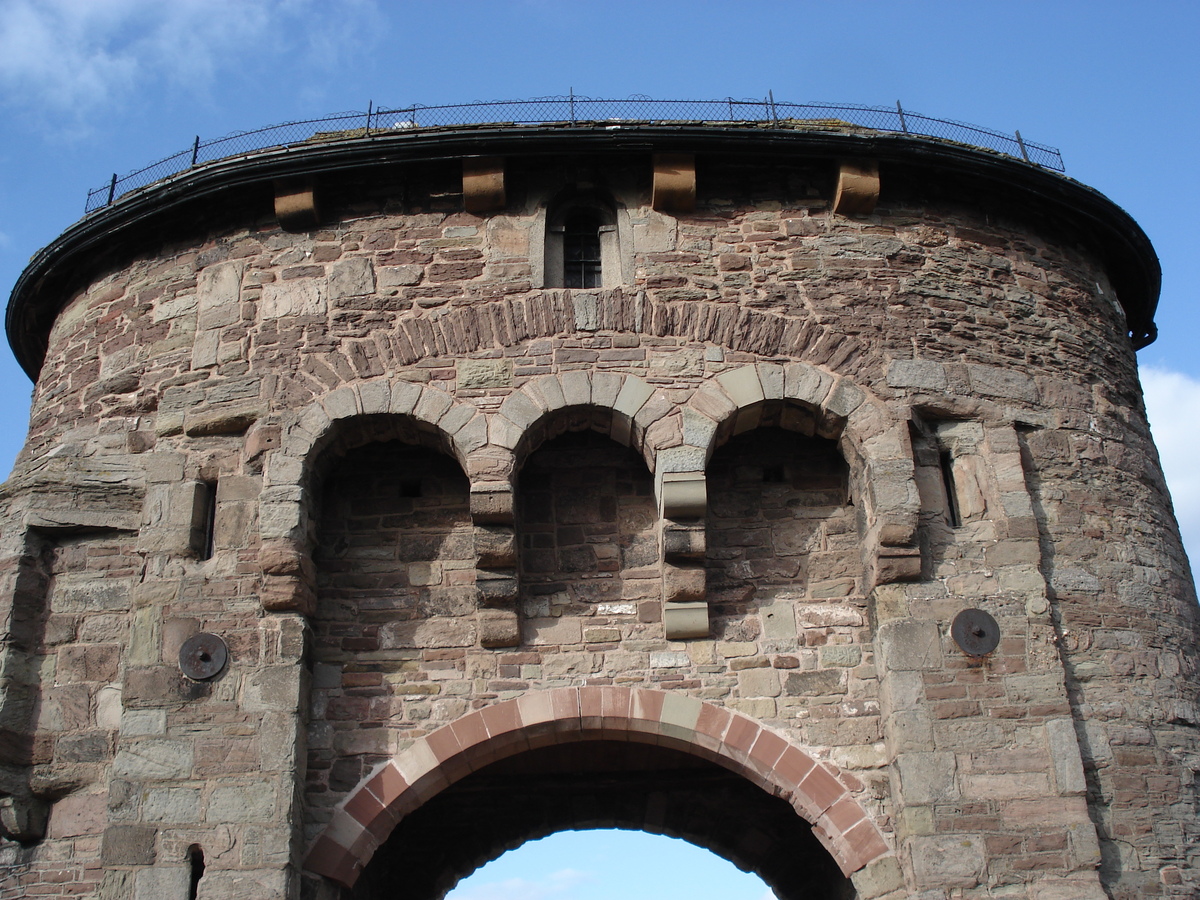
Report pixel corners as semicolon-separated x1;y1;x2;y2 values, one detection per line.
304;687;890;889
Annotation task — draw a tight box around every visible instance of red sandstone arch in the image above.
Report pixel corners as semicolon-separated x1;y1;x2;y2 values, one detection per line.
304;686;890;888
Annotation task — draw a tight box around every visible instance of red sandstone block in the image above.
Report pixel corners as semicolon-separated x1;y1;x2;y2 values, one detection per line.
694;702;732;744
550;688;582;727
423;724;462;764
305;835;361;886
479;699;522;737
629;689;664;725
749;729;787;770
365;762;408;807
774;746;817;787
799;764;846;815
723;715;761;756
449;711;489;753
579;686;604;724
343;785;386;828
824;796;865;835
600;686;632;723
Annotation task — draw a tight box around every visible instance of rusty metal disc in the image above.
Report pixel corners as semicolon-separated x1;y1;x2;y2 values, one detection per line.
951;609;1000;657
179;633;228;680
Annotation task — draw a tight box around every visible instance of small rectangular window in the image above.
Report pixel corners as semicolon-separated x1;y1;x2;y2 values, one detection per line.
563;212;602;288
189;480;217;560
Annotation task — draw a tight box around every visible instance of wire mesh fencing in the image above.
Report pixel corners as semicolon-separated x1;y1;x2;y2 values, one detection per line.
85;96;1064;213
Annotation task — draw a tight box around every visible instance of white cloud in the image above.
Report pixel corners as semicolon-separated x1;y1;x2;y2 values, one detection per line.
1141;365;1200;569
0;0;378;115
448;867;593;900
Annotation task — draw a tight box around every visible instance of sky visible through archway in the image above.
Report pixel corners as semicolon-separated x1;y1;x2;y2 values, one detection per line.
445;829;775;900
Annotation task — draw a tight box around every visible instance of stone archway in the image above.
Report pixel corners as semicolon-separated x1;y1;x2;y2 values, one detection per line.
304;687;890;896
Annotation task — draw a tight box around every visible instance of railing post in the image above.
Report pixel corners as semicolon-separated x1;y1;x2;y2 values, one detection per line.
769;90;778;125
896;101;909;134
107;174;117;206
569;87;576;124
1015;130;1031;163
366;100;373;136
191;136;200;167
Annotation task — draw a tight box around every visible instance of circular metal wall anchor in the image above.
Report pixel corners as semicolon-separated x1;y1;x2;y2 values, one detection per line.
179;633;228;681
951;609;1001;657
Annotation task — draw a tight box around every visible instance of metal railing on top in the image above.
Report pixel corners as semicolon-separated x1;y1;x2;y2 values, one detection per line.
84;94;1064;213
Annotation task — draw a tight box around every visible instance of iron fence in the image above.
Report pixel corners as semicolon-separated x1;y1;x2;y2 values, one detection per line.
84;95;1064;213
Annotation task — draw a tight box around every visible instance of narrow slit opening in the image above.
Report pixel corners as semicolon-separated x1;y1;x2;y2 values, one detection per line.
939;451;962;527
188;845;205;900
201;481;217;560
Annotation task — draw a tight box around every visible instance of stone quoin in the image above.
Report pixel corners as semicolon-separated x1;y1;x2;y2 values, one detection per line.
0;114;1196;900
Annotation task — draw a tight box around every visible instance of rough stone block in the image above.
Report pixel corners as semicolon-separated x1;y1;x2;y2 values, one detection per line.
877;619;942;671
471;485;514;525
663;564;706;604
475;526;517;568
102;825;157;865
478;609;520;649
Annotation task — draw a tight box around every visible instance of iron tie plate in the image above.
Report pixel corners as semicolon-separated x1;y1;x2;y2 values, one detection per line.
179;632;229;681
951;609;1000;657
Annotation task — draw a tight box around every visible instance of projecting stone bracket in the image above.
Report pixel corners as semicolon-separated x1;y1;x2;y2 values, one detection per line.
0;793;49;843
259;537;316;615
833;160;880;215
463;157;506;213
471;482;520;647
652;153;696;213
274;178;320;232
658;471;710;639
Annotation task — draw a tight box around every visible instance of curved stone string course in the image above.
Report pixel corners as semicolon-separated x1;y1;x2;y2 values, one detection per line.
0;117;1194;900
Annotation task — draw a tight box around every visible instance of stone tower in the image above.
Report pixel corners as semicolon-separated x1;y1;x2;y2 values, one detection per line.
1;109;1196;900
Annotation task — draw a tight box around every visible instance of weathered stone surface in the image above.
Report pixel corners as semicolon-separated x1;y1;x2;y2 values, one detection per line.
2;127;1193;900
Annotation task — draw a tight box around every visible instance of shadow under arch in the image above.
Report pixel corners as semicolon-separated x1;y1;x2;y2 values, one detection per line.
303;687;891;894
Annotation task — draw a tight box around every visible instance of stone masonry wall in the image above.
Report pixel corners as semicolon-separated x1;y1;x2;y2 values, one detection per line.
0;151;1195;899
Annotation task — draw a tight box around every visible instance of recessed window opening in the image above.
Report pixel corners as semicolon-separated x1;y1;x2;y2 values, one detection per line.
188;845;205;900
563;211;603;288
940;451;962;527
762;465;786;483
399;478;423;498
190;480;218;561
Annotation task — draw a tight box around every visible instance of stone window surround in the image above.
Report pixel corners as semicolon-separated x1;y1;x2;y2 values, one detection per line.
531;188;635;290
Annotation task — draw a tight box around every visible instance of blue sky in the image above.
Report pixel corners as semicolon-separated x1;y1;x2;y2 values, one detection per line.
1;2;1196;894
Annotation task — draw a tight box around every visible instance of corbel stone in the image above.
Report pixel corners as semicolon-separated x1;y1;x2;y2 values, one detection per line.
652;153;696;213
475;570;518;605
274;178;320;232
662;523;705;562
663;564;706;604
0;794;48;843
833;160;880;216
463;157;506;213
869;546;923;587
658;472;707;520
470;483;514;525
478;608;520;649
664;601;710;640
475;526;516;569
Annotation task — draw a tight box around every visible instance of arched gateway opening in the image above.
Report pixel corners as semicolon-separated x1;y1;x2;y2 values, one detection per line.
303;688;889;899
